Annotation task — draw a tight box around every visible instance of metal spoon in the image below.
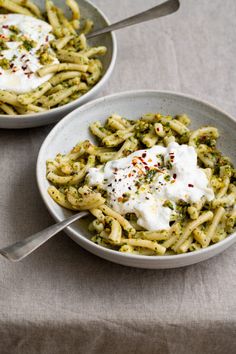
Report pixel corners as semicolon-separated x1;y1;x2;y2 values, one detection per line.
0;211;89;262
87;0;180;39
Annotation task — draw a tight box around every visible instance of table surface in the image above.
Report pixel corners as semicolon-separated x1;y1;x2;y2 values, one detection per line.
0;1;236;353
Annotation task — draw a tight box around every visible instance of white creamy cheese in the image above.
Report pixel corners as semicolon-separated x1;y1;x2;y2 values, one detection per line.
87;142;214;231
0;14;58;93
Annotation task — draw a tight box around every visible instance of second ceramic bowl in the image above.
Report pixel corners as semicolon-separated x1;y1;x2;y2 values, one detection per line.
0;0;117;129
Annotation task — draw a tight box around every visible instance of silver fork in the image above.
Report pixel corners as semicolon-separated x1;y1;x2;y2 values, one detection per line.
87;0;180;39
0;211;88;262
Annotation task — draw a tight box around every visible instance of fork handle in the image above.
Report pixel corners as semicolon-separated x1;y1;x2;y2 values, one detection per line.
0;211;88;262
87;0;180;39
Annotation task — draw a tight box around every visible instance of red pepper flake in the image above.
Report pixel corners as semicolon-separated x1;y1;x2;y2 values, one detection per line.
22;65;27;71
45;35;49;42
26;72;33;78
144;166;150;171
138;157;147;166
138;157;146;164
128;173;132;177
188;184;194;188
2;25;8;29
156;127;160;131
0;72;2;75
173;173;177;179
142;153;147;158
21;54;26;60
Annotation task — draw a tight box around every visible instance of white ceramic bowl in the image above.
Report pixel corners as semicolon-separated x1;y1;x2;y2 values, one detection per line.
37;90;236;269
0;0;117;129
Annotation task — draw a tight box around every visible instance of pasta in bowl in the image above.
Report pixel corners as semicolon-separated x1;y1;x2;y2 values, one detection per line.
46;113;236;256
37;90;236;268
0;0;116;128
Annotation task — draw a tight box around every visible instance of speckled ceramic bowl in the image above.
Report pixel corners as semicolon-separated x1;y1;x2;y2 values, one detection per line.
37;90;236;268
0;0;117;129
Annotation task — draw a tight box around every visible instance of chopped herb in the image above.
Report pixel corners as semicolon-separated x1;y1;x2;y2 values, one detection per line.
22;38;37;51
9;25;20;34
0;58;10;70
145;168;157;182
163;200;174;210
166;160;173;170
0;39;7;50
164;175;171;182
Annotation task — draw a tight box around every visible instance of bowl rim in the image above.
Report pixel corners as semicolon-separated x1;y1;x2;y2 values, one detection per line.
0;0;117;121
36;89;236;262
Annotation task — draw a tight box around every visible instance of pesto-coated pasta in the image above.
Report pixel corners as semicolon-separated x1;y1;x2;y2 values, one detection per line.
0;0;107;115
46;113;236;256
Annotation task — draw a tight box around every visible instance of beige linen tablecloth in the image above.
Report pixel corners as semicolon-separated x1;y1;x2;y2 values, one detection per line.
0;1;236;353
